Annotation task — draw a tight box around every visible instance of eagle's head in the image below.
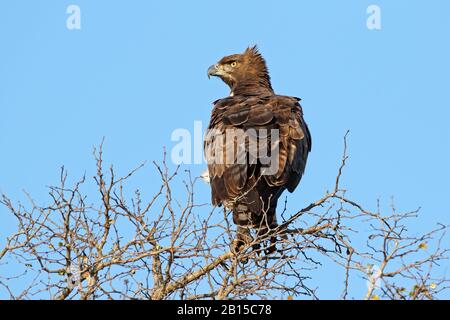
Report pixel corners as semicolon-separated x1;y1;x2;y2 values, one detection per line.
207;46;274;96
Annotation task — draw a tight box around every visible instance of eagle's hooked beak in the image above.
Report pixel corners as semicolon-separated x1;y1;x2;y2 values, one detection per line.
207;64;219;79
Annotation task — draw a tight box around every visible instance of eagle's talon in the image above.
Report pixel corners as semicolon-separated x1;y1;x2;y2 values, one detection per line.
252;243;261;253
231;239;245;254
231;239;251;264
265;244;277;255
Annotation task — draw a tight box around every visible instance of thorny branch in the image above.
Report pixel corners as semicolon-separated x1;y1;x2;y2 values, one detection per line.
0;135;448;300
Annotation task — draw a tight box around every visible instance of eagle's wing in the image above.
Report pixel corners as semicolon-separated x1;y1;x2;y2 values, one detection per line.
204;95;311;208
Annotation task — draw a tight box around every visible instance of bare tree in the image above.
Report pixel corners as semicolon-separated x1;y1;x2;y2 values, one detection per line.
0;134;448;300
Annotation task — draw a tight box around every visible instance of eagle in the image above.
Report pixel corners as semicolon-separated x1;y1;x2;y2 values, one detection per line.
205;46;311;253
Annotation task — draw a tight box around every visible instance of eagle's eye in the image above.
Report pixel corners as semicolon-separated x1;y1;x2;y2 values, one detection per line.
230;61;237;68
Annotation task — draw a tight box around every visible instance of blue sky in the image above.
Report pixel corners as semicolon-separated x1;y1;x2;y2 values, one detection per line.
0;0;449;299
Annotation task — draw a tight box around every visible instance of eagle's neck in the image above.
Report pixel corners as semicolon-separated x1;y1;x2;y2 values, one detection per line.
232;81;274;96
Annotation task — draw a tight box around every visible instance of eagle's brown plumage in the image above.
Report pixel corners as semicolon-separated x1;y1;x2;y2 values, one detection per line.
205;46;311;252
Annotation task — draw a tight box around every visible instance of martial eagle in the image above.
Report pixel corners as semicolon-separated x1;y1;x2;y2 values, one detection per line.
205;46;311;253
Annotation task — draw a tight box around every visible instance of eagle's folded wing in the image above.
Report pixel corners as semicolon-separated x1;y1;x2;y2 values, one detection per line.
205;95;311;208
